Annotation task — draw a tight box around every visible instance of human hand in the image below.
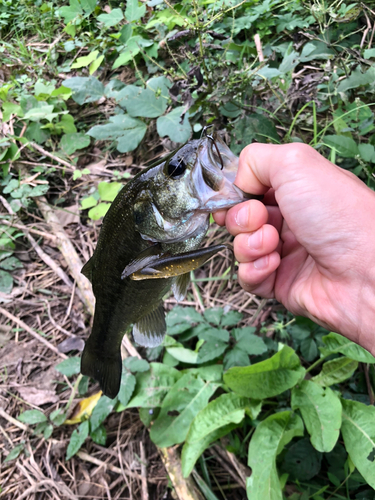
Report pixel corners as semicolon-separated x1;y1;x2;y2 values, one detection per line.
214;143;375;356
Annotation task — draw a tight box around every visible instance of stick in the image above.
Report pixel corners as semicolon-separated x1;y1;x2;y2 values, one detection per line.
0;307;67;359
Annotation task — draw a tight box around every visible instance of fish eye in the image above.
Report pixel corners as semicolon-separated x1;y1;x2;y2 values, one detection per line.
167;157;187;178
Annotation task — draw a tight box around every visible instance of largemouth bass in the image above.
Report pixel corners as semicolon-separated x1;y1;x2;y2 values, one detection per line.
81;135;262;398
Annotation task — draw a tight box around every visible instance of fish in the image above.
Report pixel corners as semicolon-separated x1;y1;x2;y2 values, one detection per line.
81;134;263;398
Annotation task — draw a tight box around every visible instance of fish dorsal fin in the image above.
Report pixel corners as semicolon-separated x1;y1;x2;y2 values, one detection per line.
172;272;190;302
81;257;93;282
133;302;166;347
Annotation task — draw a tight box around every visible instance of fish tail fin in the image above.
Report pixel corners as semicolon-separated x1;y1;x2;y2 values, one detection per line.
81;342;122;399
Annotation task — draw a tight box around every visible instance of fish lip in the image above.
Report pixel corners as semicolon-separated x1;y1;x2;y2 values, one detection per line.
191;136;256;212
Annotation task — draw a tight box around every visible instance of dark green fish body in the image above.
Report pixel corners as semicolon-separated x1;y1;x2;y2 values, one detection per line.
81;137;262;398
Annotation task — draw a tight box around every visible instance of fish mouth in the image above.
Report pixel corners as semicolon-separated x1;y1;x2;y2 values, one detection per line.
191;135;261;212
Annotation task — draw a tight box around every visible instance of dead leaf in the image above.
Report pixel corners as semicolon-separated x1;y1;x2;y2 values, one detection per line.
58;336;85;353
18;386;59;406
86;159;107;175
65;391;102;424
55;205;80;227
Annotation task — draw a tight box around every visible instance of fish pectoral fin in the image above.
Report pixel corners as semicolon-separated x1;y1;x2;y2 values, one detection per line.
133;302;166;348
81;343;122;399
81;257;94;282
130;243;234;280
172;272;190;302
121;244;165;280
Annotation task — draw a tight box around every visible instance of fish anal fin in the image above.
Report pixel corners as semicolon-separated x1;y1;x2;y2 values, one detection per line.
133;302;166;347
81;343;122;399
172;273;190;302
81;257;93;282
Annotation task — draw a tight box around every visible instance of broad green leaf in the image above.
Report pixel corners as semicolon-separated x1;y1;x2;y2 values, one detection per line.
81;195;98;210
312;357;358;387
321;332;375;363
0;256;22;271
247;412;304;500
126;363;182;408
90;395;117;432
4;443;25;463
364;48;375;59
150;374;219;447
221;310;243;327
23;105;58;122
117;84;168;118
323;135;359;158
224;345;305;399
223;347;250;370
185;393;248;445
90;55;104;75
55;356;81;377
358;143;375;163
119;24;132;43
66;420;89;460
157;107;192;143
181;365;223;382
118;371;136;407
300;41;335;62
87;114;147;153
123;357;150;372
88;202;110;220
58;0;83;23
280;437;322;481
18;409;47;425
232;327;267;356
167;346;199;364
337;67;375;93
291;380;341;452
64;76;105;105
197;340;227;364
341;398;375;488
90;423;107;445
97;8;124;27
125;0;146;22
166;306;202;335
80;0;96;14
198;327;229;343
231;114;279;155
181;422;239;477
113;36;153;68
203;307;223;326
60;133;90;155
0;270;13;293
98;181;122;202
300;337;318;361
57;114;76;134
71;50;100;69
2;102;23;122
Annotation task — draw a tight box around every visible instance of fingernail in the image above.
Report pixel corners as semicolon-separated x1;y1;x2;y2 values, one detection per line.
248;229;262;250
235;205;248;227
254;255;268;270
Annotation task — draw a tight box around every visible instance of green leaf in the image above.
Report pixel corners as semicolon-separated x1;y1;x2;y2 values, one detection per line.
125;0;146;22
88;202;110;220
223;347;250;370
0;270;13;293
4;443;25;462
197;340;227;364
247;412;304;500
300;337;318;361
57;114;76;134
23;105;58;122
90;395;117;432
157;106;192;143
233;327;267;356
358;143;375;162
118;371;136;407
126;363;182;408
119;24;132;43
2;102;23;121
0;256;22;271
280;438;322;481
117;84;168;118
166;306;202;335
150;374;220;447
60;133;90;155
341;398;375;488
198;327;229;343
123;357;150;373
18;410;47;425
182;365;223;383
321;332;375;363
55;356;81;377
323;135;359;158
80;0;96;14
90;55;104;75
64;76;105;105
80;195;98;210
312;357;358;387
71;50;100;69
98;181;122;202
203;307;223;326
167;345;199;364
113;36;153;68
291;380;341;452
58;0;83;23
337;67;375;93
97;8;124;27
224;345;305;399
87;114;147;153
181;393;250;476
364;48;375;59
221;310;243;327
231;114;279;155
66;420;89;460
90;424;107;445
